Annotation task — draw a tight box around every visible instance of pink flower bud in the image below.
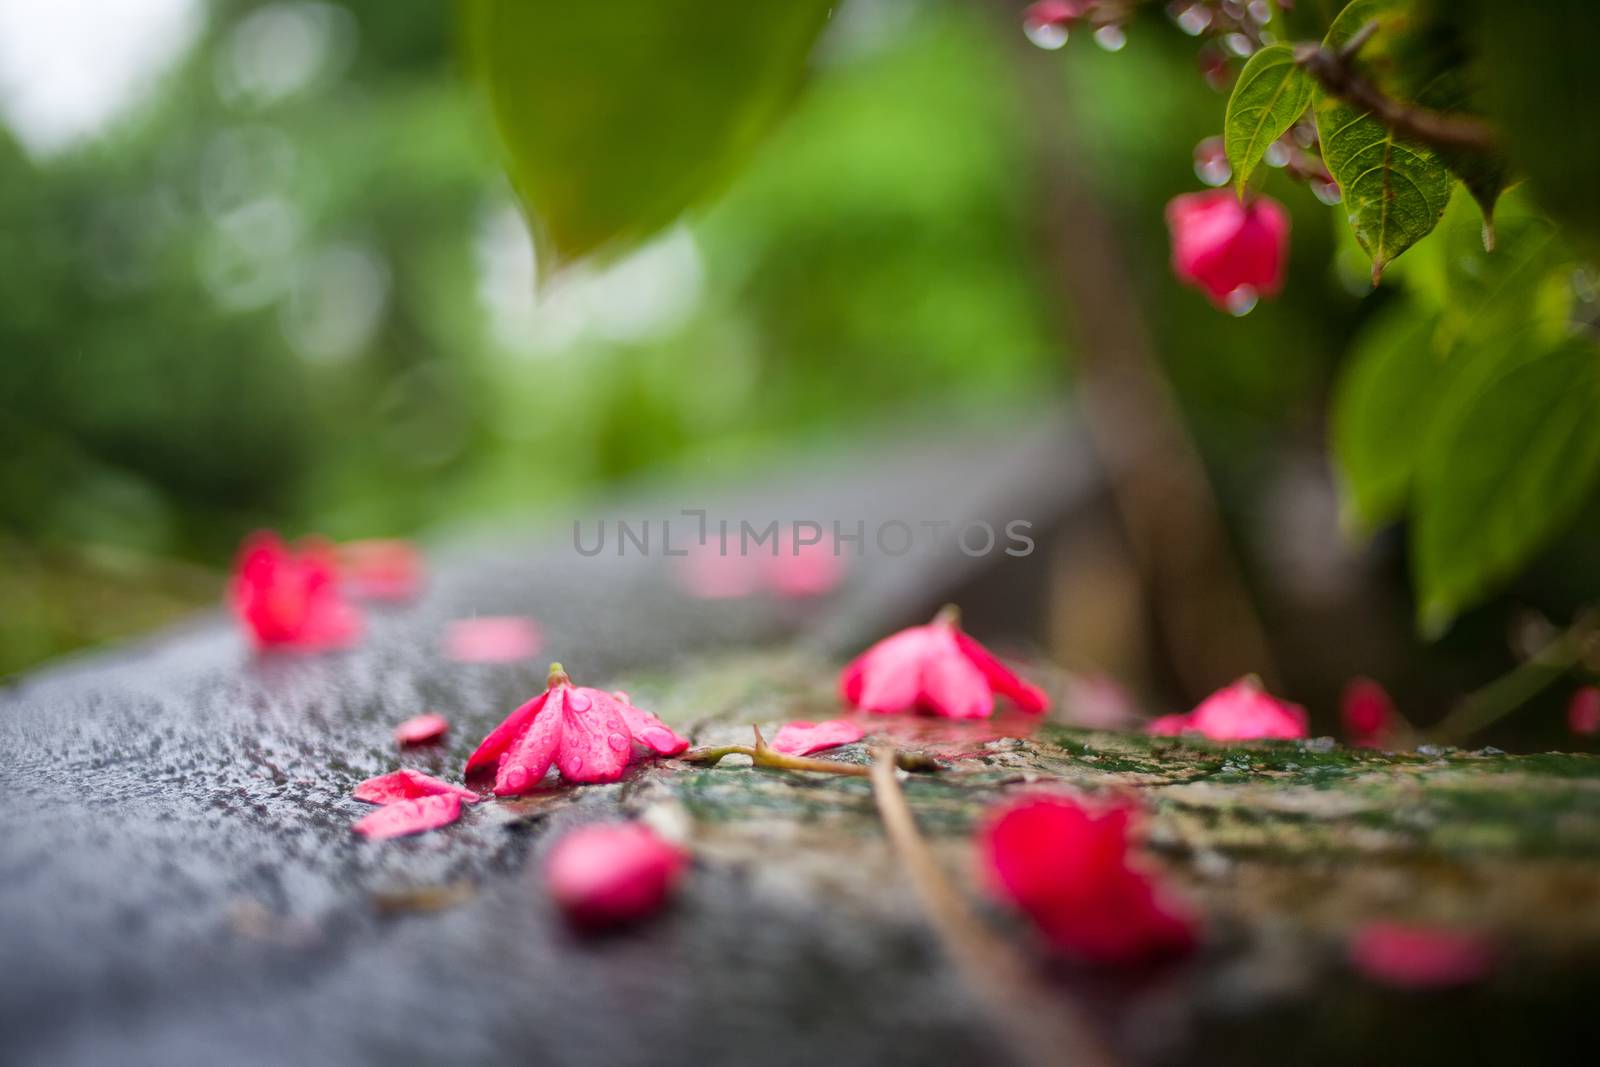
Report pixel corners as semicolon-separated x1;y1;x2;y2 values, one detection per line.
1569;686;1600;736
1165;190;1289;313
545;823;687;930
1147;676;1309;741
1340;677;1395;748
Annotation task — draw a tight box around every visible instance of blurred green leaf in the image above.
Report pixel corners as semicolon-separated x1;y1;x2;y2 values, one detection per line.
463;0;835;267
1413;338;1600;634
1330;298;1443;530
1225;44;1315;194
1315;0;1453;282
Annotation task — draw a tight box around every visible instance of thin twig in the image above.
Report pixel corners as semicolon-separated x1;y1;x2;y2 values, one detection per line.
1293;24;1499;155
1428;613;1599;744
869;748;1120;1067
679;725;942;777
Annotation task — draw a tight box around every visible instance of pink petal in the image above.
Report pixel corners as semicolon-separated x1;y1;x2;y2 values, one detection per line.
465;691;549;776
1568;687;1600;736
850;627;936;714
338;538;424;601
545;822;687;930
770;719;867;756
1341;677;1395;747
443;616;542;663
766;528;846;598
1349;923;1495;988
394;712;449;747
229;531;363;652
954;631;1050;714
615;699;690;756
555;687;632;783
1147;679;1308;741
494;695;564;796
1145;713;1193;737
920;643;994;720
353;768;480;805
352;794;463;839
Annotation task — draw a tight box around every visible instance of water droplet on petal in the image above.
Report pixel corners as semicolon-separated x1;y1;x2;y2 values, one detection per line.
504;765;529;790
1024;18;1068;49
567;690;592;712
1225;285;1259;316
612;690;629;704
568;756;583;774
608;731;629;752
1093;24;1127;52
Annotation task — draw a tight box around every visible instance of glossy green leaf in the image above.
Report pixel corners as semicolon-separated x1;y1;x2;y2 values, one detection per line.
1330;299;1445;530
1412;338;1600;634
1314;0;1454;281
464;0;835;268
1225;45;1315;194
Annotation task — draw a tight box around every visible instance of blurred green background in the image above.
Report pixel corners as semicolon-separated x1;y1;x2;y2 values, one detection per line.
0;0;1394;675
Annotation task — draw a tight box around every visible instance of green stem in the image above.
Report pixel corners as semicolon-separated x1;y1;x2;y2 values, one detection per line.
678;725;942;777
1428;613;1598;745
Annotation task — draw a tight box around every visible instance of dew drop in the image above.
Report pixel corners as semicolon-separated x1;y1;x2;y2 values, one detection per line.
1263;141;1290;168
1024;18;1068;50
1093;24;1127;52
1312;178;1342;205
608;731;629;752
1225;285;1259;316
1247;0;1272;24
567;690;592;712
503;765;528;790
612;690;630;704
1193;136;1230;187
1224;32;1255;57
1170;2;1211;36
568;756;583;774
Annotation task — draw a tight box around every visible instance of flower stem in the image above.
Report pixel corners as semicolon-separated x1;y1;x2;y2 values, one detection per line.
868;748;1119;1067
678;726;942;777
1427;612;1598;744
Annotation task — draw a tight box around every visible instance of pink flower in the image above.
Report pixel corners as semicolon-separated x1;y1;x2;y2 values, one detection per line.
545;822;688;930
839;606;1049;720
229;531;362;652
352;768;480;806
394;713;449;747
1165;190;1289;311
979;794;1196;965
443;616;542;663
1568;686;1600;736
1147;677;1308;741
465;665;690;795
353;794;464;839
338;539;424;601
1341;677;1395;747
770;718;866;756
1348;922;1495;989
675;526;846;600
768;527;845;599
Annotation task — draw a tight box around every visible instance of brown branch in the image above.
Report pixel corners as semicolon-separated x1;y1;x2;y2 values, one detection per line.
868;749;1120;1067
1293;28;1500;155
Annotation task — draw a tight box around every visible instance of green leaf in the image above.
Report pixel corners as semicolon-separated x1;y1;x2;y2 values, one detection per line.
1330;299;1445;530
1314;0;1454;282
1225;45;1315;194
463;0;835;268
1412;338;1600;634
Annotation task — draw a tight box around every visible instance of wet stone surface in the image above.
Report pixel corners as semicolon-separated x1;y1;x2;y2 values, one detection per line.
5;430;1600;1064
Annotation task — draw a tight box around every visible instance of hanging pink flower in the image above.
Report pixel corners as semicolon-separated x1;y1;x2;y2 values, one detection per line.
353;794;464;840
352;768;480;806
443;616;543;663
1165;190;1289;312
545;822;688;930
839;606;1049;720
1568;686;1600;737
770;718;867;756
465;665;690;795
394;713;450;747
1147;677;1308;741
1348;922;1495;988
338;538;424;601
979;794;1196;965
229;531;362;652
1341;677;1395;748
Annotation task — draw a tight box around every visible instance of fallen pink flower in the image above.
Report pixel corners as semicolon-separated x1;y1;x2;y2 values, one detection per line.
466;664;690;794
545;822;688;930
980;794;1196;965
1147;677;1308;741
353;794;463;840
394;713;449;747
770;718;867;756
767;526;846;599
1166;189;1289;312
443;616;542;663
1341;677;1396;748
675;543;763;600
1348;922;1495;989
352;768;480;806
229;531;362;652
338;538;424;601
839;605;1049;720
1568;686;1600;737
